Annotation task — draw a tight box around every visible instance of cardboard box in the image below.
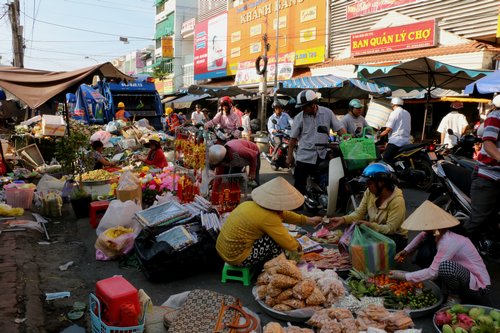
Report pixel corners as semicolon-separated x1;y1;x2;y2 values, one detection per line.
42;115;66;136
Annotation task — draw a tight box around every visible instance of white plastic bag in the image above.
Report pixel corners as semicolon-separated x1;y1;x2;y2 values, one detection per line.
36;174;65;194
96;199;142;236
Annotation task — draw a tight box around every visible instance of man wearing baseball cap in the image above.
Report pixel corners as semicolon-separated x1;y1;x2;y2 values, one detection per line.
437;101;468;148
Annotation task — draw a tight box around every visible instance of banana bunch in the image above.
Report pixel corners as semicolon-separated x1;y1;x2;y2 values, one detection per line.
80;169;114;182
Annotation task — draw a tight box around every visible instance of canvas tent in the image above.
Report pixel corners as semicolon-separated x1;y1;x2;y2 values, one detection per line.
0;63;133;109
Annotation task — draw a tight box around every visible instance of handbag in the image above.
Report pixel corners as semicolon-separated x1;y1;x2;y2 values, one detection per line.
167;289;259;333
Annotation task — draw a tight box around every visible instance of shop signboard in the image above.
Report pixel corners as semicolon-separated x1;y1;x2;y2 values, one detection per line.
497;7;500;37
347;0;421;20
161;36;173;58
227;0;326;75
350;20;435;56
193;12;228;80
234;52;295;85
181;18;196;36
154;78;174;95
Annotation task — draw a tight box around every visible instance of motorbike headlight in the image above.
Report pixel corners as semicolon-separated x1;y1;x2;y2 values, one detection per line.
281;143;287;149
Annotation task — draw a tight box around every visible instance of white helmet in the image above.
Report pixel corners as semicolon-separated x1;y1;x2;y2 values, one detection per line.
296;90;318;108
208;145;227;165
492;95;500;108
391;97;404;106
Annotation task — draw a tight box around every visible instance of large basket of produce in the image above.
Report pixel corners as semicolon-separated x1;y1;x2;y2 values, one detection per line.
80;170;117;185
433;304;499;333
347;270;443;318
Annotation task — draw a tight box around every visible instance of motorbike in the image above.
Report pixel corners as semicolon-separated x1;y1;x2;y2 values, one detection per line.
444;128;480;159
303;126;366;216
429;154;500;258
264;119;290;171
377;138;436;191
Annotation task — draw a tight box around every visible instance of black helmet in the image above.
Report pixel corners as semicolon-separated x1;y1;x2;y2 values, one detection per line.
272;100;283;109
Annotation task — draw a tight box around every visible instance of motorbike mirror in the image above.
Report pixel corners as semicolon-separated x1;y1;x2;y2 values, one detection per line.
447;129;454;135
317;126;329;134
272;119;277;124
237;127;244;131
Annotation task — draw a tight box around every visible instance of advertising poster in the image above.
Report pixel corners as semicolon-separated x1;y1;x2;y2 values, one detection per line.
235;52;295;85
194;12;228;80
347;0;422;20
227;0;326;75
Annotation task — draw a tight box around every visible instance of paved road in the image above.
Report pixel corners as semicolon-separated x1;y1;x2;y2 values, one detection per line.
1;156;499;332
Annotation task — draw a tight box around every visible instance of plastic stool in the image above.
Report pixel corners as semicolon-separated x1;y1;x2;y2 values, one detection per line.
221;263;253;286
89;201;110;228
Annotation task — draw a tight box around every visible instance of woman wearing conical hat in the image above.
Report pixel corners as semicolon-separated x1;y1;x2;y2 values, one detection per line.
216;177;322;267
389;201;491;306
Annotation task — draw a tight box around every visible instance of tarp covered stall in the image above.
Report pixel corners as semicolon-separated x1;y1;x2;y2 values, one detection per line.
0;63;133;109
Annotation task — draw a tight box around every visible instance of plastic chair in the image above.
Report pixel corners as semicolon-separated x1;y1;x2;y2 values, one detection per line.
221;263;253;286
89;201;110;229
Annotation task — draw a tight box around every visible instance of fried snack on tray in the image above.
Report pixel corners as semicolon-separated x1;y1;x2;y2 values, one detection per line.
292;279;316;300
266;284;283;298
264;253;287;271
273;303;293;312
327;308;354;320
385;311;414;331
257;272;271;285
340;318;357;333
285;327;314;333
318;322;342;333
269;274;299;289
265;295;278;307
256;285;268;299
281;298;306;309
263;322;286;333
275;260;302;280
305;287;326;306
307;309;332;328
276;288;294;302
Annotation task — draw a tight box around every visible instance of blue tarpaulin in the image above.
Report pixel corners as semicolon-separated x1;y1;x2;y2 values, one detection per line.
73;84;108;124
278;74;391;98
464;69;500;95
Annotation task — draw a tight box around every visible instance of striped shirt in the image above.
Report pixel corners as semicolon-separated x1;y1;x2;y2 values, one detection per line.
404;231;490;290
477;110;500;181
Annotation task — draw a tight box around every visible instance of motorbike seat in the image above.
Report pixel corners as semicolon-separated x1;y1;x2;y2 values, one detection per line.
397;143;426;153
451;156;477;172
442;163;472;197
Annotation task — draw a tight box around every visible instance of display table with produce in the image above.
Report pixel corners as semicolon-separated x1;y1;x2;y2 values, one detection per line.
434;304;500;333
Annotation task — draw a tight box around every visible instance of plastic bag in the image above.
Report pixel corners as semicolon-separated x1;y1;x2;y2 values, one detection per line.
90;130;112;147
95;226;135;260
96;199;142;236
40;191;63;218
61;179;77;203
338;224;355;253
36;174;65;194
116;171;142;206
349;224;395;274
339;129;377;171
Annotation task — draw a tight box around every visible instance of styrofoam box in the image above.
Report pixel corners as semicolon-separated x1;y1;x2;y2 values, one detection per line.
42;115;66;136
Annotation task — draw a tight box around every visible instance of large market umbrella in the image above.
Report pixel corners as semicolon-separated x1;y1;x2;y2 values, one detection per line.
464;69;500;95
357;57;491;140
277;74;391;99
186;84;255;97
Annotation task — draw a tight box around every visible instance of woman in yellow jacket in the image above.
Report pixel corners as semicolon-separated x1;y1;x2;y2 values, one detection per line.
328;163;408;252
216;177;322;267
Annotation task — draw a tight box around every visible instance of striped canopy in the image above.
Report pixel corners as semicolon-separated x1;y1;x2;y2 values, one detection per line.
278;74;391;99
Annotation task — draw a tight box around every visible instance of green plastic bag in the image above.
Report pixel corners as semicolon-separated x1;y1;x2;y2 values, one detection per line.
349;224;396;274
339;128;377;171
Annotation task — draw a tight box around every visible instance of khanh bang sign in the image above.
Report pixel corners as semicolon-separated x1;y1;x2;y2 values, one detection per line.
350;20;435;56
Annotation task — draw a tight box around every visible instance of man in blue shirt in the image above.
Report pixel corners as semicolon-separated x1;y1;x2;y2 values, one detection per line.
267;101;293;164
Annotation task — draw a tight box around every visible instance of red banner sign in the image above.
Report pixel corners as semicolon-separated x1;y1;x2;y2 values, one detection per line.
347;0;420;20
350;20;435;56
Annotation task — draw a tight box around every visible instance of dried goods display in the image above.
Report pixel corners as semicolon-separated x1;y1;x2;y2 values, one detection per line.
80;169;115;182
174;135;205;170
434;304;500;333
311;227;343;245
302;248;351;271
348;270;441;313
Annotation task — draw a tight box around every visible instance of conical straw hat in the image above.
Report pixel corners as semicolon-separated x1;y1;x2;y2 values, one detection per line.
251;176;304;211
402;200;460;231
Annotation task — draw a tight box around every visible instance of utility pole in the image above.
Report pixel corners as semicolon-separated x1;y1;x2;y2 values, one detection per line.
8;0;24;68
273;0;280;104
259;33;269;131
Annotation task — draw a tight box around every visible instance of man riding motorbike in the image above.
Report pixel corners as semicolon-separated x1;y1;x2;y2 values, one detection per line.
267;100;293;165
342;99;369;137
379;97;411;163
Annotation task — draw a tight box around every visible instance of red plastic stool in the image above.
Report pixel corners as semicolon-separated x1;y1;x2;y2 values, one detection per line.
89;201;110;228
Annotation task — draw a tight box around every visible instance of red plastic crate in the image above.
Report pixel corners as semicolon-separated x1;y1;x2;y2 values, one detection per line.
95;276;140;326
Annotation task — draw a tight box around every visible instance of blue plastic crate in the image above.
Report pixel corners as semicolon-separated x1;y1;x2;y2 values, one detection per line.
89;293;146;333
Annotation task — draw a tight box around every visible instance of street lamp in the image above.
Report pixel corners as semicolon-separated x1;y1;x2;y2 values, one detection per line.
85;56;99;64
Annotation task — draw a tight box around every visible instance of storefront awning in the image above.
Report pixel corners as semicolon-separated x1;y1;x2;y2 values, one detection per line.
154;15;174;39
278;74;391;99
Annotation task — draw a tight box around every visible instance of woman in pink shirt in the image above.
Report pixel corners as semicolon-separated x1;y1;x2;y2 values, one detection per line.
204;96;242;138
390;201;491;306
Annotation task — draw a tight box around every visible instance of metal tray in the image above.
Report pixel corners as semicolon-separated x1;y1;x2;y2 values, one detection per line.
252;287;315;323
433;304;497;333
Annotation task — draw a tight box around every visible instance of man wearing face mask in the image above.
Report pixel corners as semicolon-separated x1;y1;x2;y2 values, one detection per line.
286;90;346;194
342;99;369;137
